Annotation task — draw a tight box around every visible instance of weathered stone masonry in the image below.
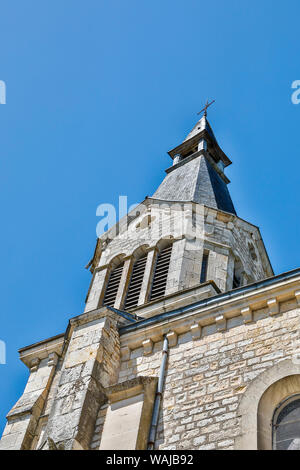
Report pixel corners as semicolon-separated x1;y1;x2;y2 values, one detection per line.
115;281;300;450
1;113;300;451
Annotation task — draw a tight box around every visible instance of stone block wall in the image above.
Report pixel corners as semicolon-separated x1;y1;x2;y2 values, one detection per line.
99;302;300;450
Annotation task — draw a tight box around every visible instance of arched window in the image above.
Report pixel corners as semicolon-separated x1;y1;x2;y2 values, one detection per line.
149;244;173;301
233;258;243;288
103;261;125;307
273;395;300;450
124;254;147;310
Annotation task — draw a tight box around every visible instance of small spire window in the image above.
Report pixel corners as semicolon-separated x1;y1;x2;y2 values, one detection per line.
233;258;243;289
200;251;209;283
232;273;240;289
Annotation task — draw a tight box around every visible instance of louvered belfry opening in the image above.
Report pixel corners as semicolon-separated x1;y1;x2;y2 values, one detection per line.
200;251;209;283
149;244;173;301
103;262;124;307
124;254;147;310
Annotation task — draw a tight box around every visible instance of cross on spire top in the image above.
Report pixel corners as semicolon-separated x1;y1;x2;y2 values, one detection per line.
197;99;215;118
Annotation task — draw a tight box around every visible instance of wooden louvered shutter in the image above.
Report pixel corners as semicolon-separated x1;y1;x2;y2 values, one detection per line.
103;262;124;307
149;245;172;301
124;254;147;310
273;397;300;450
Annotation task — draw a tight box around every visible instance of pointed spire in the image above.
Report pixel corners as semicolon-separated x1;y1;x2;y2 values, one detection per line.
152;113;236;215
184;115;217;143
184;99;216;142
152;152;236;215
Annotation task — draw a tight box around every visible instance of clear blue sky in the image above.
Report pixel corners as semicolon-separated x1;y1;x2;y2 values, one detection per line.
0;0;299;434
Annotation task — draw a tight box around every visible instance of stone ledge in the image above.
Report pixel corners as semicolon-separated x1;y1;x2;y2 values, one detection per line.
69;306;129;328
129;281;220;320
19;335;64;369
105;376;158;403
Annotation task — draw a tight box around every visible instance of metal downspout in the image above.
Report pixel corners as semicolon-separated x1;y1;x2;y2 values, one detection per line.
147;335;169;450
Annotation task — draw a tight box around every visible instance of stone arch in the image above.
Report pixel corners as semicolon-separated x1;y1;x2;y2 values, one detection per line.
131;244;150;261
155;235;174;253
236;359;300;450
105;252;126;269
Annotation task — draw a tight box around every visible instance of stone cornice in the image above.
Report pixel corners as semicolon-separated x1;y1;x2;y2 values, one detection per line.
18;334;65;368
129;281;220;319
95;245;158;273
119;268;300;352
69;306;131;329
105;376;158;403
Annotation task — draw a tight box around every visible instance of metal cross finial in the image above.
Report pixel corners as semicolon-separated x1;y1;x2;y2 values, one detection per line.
197;99;215;117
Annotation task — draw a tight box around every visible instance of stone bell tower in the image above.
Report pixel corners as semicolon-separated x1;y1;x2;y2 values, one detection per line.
84;112;273;318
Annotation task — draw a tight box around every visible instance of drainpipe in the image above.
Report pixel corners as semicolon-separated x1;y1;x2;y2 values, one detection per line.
147;335;169;450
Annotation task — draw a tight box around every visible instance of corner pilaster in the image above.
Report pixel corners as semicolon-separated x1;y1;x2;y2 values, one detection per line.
43;308;123;450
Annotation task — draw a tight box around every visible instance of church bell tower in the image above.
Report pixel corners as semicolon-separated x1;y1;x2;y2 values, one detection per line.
84;108;273;318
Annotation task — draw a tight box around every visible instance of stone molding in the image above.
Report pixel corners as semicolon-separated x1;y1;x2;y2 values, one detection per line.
235;360;300;450
105;376;158;404
18;334;64;369
119;275;300;351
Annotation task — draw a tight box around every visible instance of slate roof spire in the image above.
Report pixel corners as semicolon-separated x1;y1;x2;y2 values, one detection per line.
152;115;237;215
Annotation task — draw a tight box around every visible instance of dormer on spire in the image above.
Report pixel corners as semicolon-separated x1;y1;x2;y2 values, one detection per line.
168;114;231;169
152;113;236;215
